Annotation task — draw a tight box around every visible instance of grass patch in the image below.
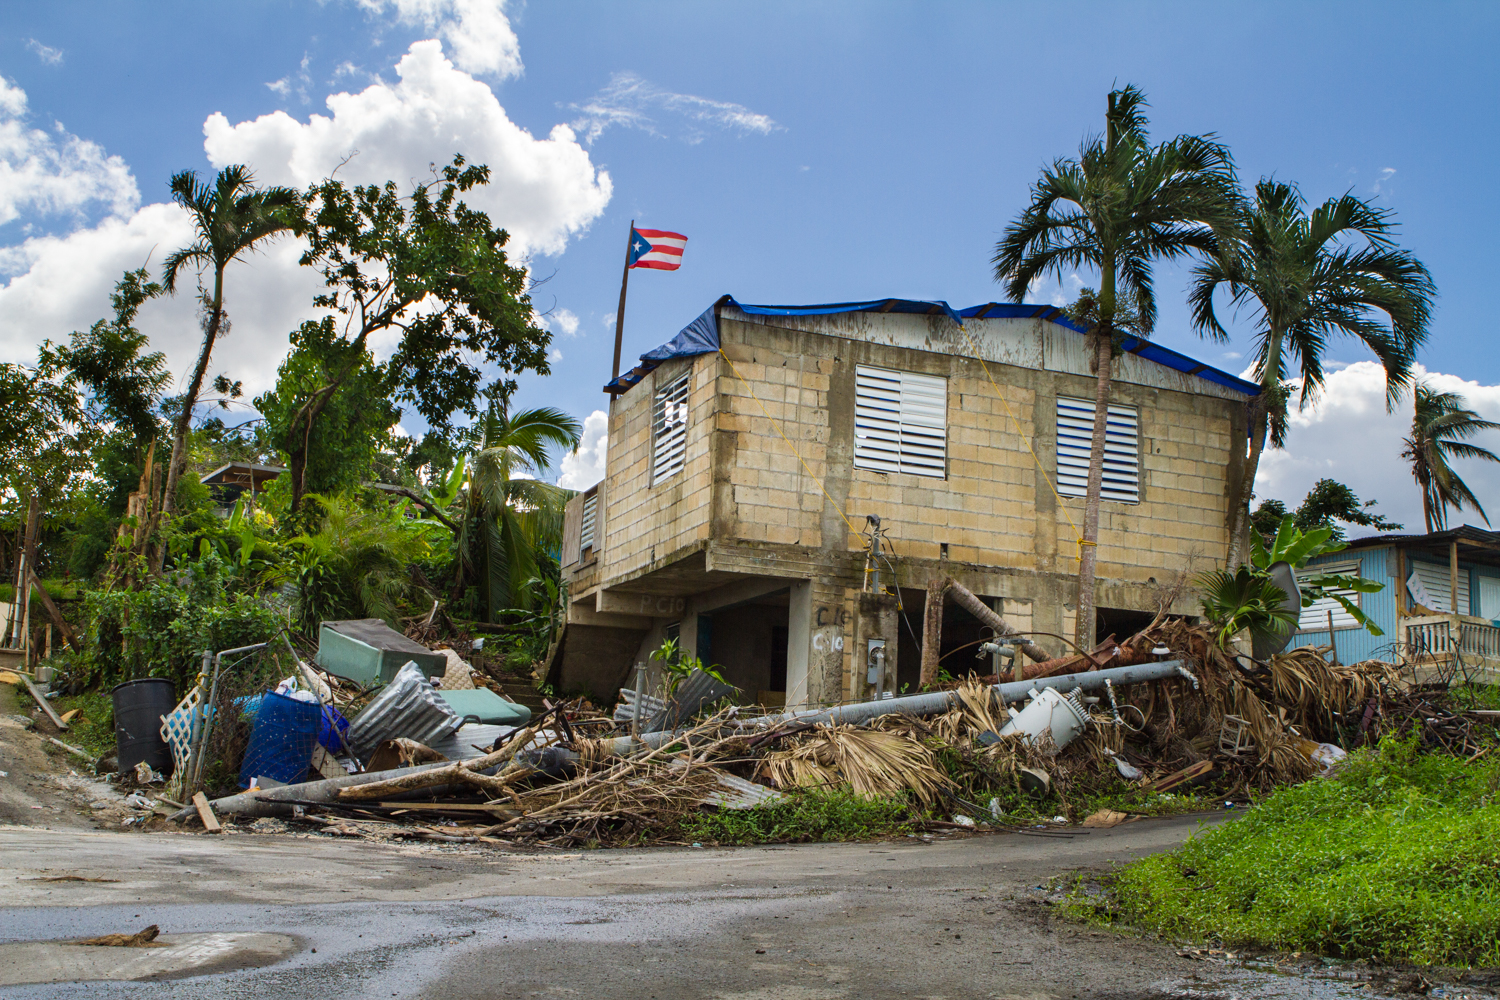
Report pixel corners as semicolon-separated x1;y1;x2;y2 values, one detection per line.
50;692;116;760
1087;734;1500;966
674;788;915;845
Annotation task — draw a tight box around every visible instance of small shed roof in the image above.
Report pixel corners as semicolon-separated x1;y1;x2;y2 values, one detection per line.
1340;526;1500;568
200;462;287;488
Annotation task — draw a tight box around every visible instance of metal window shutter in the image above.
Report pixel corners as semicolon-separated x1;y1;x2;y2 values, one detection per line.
1480;576;1500;620
1056;397;1139;504
854;365;946;478
579;491;597;558
652;373;691;483
1410;561;1470;615
1299;591;1359;630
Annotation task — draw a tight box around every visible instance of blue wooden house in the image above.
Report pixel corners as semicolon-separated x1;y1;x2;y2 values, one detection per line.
1296;525;1500;683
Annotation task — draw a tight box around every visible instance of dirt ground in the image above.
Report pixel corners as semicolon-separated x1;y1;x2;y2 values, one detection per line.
0;682;141;831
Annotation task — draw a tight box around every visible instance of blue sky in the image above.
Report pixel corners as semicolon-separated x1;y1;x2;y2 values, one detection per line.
3;1;1498;528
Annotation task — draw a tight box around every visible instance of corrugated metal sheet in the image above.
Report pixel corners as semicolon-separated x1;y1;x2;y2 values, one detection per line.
614;689;667;723
645;669;738;733
345;662;463;761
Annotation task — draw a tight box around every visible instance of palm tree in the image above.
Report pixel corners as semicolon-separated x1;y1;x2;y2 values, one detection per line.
159;165;300;518
453;401;582;621
1402;382;1500;532
1190;180;1434;564
994;85;1241;649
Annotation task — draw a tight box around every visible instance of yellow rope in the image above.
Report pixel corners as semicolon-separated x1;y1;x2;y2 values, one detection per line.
717;349;860;539
954;324;1090;560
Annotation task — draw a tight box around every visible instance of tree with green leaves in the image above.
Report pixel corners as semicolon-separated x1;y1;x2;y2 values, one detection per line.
159;165;300;518
1251;478;1401;544
452;399;580;622
276;155;551;512
1190;180;1434;566
1402;382;1500;532
254;317;400;503
994;85;1241;648
39;269;172;455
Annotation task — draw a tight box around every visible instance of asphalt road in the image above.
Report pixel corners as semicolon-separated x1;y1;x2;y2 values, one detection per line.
0;814;1384;1000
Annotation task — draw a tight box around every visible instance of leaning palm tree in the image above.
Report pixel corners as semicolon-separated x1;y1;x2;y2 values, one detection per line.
994;85;1241;649
1190;180;1434;564
1402;382;1500;532
159;165;300;518
453;401;582;621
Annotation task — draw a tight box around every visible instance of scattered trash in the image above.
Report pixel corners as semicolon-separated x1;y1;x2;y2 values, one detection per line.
132;762;163;785
1082;808;1128;828
75;925;161;948
951;814;976;828
123;791;152;810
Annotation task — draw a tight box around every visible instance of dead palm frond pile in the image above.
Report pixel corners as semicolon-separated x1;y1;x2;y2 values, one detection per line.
761;725;951;807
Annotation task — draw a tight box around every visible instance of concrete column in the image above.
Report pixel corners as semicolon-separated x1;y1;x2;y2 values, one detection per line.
786;578;849;708
786;580;812;709
855;592;899;698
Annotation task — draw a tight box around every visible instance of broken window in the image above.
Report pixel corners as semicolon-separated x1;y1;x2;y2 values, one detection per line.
854;365;947;478
652;371;691;483
1056;396;1140;504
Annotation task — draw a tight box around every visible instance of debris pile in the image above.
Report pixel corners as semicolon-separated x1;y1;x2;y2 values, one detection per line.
17;611;1483;847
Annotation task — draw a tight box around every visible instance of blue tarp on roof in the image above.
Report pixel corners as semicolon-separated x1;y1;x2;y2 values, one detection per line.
603;296;1259;396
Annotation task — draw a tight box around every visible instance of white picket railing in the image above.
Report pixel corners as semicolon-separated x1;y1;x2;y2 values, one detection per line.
1403;613;1500;663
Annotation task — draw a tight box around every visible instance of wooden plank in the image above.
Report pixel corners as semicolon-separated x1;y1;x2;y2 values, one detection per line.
20;672;67;731
192;792;223;833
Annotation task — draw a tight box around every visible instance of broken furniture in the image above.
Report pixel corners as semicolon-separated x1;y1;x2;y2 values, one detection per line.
316;619;447;687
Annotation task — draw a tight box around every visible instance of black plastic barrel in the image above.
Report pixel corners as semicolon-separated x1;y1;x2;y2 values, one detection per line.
111;678;176;776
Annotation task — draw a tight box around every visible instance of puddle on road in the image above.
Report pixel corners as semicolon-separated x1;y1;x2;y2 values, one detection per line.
1148;963;1497;1000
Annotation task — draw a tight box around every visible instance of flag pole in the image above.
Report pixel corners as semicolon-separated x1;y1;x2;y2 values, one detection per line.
610;219;634;384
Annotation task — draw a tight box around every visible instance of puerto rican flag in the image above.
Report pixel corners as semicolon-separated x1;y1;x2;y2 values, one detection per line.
628;227;688;270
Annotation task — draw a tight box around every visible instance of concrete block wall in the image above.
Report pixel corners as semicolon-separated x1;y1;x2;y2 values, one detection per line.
600;355;718;582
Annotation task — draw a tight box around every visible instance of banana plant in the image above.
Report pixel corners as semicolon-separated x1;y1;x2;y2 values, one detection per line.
1249;514;1385;635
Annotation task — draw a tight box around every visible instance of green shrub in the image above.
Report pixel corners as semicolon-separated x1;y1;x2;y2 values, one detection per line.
675;788;915;845
83;555;284;694
1101;734;1500;966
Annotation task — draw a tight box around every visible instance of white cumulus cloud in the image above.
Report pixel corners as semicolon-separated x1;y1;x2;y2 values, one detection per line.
0;76;138;231
358;0;523;79
550;307;579;337
569;72;779;145
558;409;608;490
203;40;611;257
0;32;611;403
1255;362;1500;533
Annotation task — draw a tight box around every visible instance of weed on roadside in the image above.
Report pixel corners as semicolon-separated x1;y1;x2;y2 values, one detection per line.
673;789;915;845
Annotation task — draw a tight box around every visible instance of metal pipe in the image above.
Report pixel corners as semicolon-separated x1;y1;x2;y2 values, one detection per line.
546;659;1193;763
746;659;1189;729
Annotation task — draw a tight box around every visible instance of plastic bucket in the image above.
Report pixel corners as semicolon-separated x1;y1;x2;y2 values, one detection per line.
238;690;322;789
111;678;177;776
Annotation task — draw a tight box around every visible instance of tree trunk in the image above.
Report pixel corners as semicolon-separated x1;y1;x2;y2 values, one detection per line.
160;269;225;521
919;576;946;688
1075;329;1113;651
944;578;1050;663
1224;397;1269;567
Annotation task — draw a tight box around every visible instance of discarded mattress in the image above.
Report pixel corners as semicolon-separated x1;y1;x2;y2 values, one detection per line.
316;619;447;686
345;662;462;761
438;688;532;726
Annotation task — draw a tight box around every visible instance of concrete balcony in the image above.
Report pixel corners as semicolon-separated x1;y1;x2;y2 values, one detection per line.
1403;613;1500;685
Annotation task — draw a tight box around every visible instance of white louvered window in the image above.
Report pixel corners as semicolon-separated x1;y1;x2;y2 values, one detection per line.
1298;563;1361;631
1408;561;1471;615
854;366;947;478
579;490;598;561
652;371;691;483
1056;397;1140;504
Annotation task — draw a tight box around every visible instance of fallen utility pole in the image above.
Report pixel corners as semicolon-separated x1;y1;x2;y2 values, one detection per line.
547;659;1197;763
748;658;1195;730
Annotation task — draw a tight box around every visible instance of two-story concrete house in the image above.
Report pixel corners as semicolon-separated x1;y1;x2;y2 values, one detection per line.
549;296;1258;708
